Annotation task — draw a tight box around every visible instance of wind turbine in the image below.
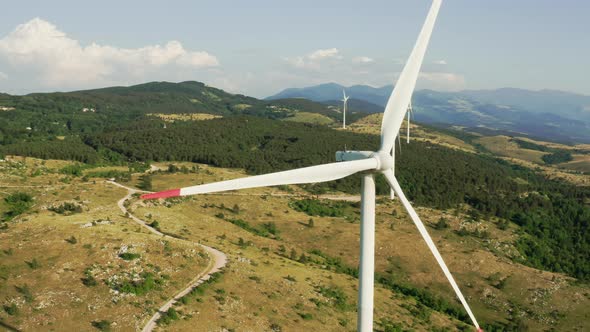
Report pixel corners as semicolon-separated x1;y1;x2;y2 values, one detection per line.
342;89;350;129
407;100;414;143
142;1;481;331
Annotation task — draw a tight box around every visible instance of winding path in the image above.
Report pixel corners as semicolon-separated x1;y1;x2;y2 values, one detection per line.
107;181;228;332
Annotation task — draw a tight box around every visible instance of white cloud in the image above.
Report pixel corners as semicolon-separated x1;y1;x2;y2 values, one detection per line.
352;56;374;64
0;71;6;80
308;48;339;60
285;48;341;70
433;59;447;65
0;18;219;88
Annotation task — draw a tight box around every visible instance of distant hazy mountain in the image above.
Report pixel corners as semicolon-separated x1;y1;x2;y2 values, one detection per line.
322;98;383;114
267;83;392;106
267;84;590;143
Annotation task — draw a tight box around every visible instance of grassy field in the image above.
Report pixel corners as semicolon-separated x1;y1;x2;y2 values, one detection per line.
348;113;476;153
558;154;590;173
474;135;590;174
1;157;589;331
0;158;210;331
133;163;590;332
147;113;222;122
474;136;547;164
282;112;335;125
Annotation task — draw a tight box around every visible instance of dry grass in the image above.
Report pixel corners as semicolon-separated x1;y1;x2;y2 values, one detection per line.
348;113;476;153
475;136;547;164
147;113;222;122
515;137;590;153
0;160;210;331
133;162;590;332
282;112;334;125
475;136;590;174
132;196;458;332
558;154;590;173
1;158;589;331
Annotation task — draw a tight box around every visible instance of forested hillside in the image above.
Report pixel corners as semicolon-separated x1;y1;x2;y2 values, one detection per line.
0;81;351;145
1;81;589;283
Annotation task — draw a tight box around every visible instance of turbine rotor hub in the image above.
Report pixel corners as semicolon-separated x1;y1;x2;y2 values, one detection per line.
373;151;393;171
335;150;393;171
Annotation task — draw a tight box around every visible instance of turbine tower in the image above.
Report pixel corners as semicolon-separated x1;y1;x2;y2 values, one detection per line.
142;1;481;331
342;89;350;129
407;100;413;143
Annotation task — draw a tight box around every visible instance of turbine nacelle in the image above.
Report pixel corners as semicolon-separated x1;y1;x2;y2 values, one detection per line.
335;150;393;171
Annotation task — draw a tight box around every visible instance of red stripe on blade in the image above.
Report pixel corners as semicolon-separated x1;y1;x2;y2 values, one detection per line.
141;189;181;200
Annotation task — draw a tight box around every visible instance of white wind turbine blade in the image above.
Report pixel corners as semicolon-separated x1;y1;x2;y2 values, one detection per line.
382;171;481;331
380;0;441;152
142;158;378;199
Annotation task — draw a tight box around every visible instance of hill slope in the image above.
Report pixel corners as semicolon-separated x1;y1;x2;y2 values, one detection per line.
1;80;589;331
0;81;372;146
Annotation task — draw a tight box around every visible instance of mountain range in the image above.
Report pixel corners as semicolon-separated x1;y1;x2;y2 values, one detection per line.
267;83;590;144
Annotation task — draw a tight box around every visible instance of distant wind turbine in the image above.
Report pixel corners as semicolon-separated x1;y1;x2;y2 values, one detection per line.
142;1;481;331
390;102;412;199
342;89;350;129
407;100;413;143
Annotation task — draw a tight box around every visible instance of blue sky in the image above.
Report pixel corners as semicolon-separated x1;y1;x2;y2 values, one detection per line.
0;0;588;97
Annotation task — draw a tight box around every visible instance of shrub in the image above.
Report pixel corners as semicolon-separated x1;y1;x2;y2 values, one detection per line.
26;258;41;269
3;303;18;315
262;222;279;236
249;275;261;283
496;219;509;230
149;221;160;230
157;307;180;325
380;318;403;332
60;164;83;176
298;312;313;320
82;275;98;287
227;218;275;238
317;285;352;311
82;267;98;287
138;174;152;191
542;150;573;165
91;320;112;331
86;170;131;181
290;199;349;217
48;202;83;215
118;252;141;261
270;323;282;332
167;164;179;173
456;227;470;237
15;284;33;302
113;272;161;295
434;217;449;229
3;192;33;221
